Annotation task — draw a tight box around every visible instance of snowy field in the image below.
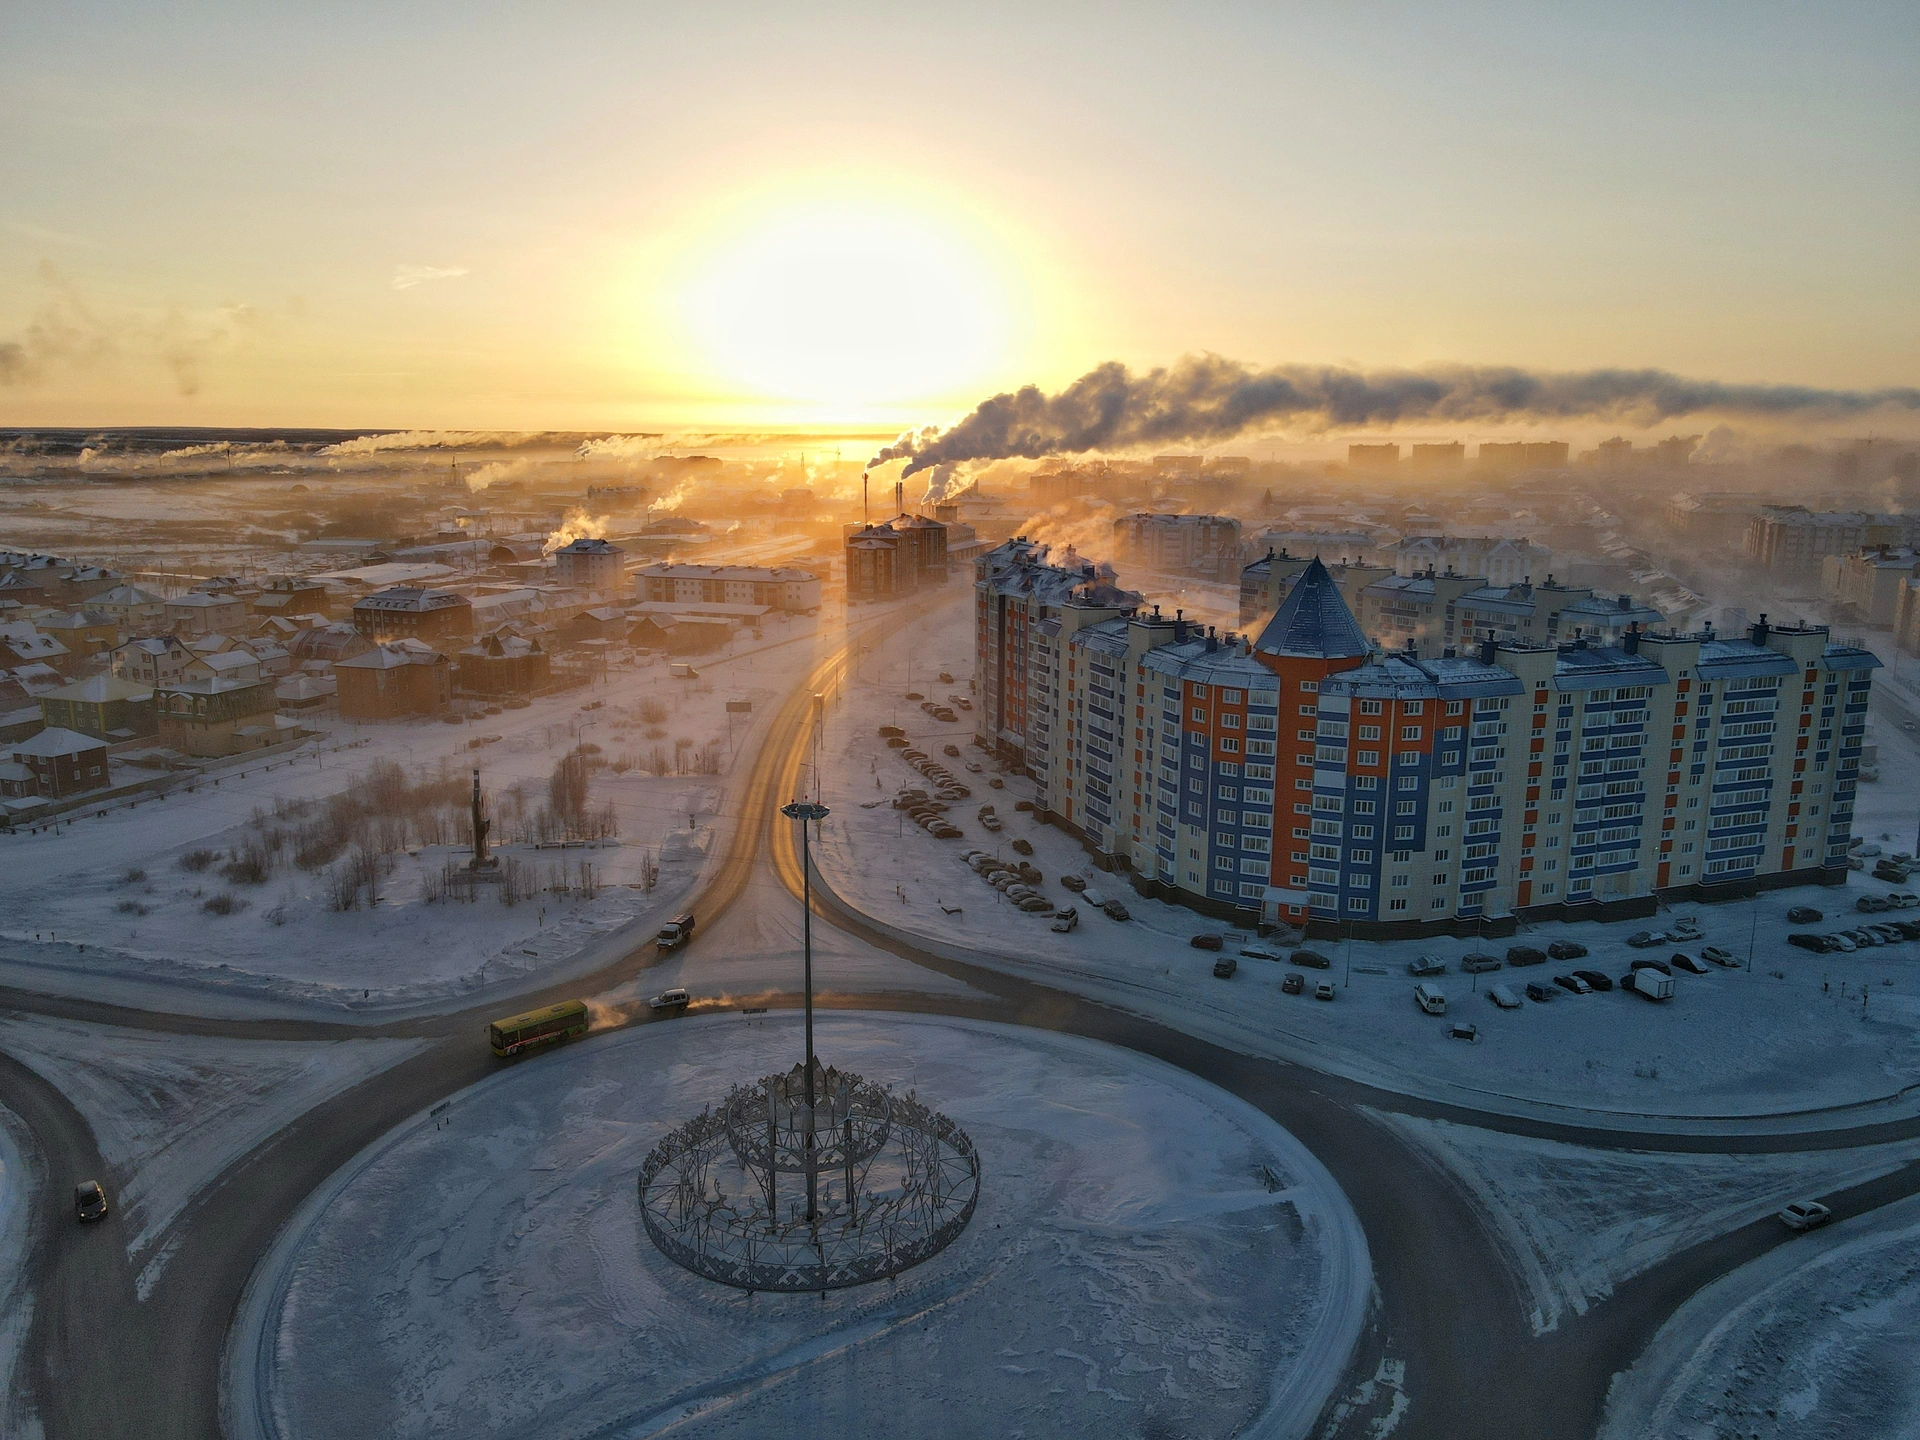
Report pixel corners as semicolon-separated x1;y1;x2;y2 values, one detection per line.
1601;1191;1920;1439
1373;1111;1920;1335
814;597;1920;1124
0;1015;424;1292
236;1013;1367;1440
0;609;844;1017
0;1102;41;1440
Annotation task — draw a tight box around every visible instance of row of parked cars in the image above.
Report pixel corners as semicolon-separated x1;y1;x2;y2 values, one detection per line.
1789;917;1920;953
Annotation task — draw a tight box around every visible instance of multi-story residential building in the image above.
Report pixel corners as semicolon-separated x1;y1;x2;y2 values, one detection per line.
350;586;475;644
1822;546;1920;626
155;675;282;757
1896;577;1920;659
165;591;247;636
336;640;453;721
1011;549;1878;933
1387;535;1552;585
842;515;948;600
1745;508;1920;574
1238;551;1390;628
1478;440;1570;471
635;563;822;612
1352;573;1659;656
1110;513;1242;577
550;537;627;596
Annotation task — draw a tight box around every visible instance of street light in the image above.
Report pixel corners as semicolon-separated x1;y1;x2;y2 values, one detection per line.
781;798;831;1221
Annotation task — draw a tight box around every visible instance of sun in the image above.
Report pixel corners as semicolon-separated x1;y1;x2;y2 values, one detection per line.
680;206;1011;412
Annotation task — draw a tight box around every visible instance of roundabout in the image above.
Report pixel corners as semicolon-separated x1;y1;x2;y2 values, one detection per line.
235;1013;1367;1440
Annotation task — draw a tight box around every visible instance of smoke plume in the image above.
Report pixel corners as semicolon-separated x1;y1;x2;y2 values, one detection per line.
869;355;1920;476
544;509;610;554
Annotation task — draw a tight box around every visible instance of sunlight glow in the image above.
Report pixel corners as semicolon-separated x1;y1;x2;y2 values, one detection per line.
680;207;1010;411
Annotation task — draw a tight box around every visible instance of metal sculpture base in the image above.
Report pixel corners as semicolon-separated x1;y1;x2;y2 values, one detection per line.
639;1058;980;1292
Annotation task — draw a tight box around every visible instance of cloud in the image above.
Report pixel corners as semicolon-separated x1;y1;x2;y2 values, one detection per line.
391;264;471;291
870;355;1920;476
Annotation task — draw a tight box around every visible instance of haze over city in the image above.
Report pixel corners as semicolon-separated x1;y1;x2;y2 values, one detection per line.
2;6;1919;1440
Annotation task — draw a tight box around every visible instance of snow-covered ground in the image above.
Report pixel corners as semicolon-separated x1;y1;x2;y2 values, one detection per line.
1373;1111;1920;1334
0;609;845;1017
0;1102;42;1440
0;1016;424;1292
812;594;1920;1124
1600;1191;1920;1439
235;1013;1368;1440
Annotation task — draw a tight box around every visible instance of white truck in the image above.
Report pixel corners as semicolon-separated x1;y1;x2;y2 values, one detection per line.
1625;968;1675;1001
656;913;696;954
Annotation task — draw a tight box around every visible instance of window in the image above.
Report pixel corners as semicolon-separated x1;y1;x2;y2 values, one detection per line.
1395;825;1415;840
1348;896;1370;911
1191;708;1206;722
1359;699;1383;715
1215;855;1235;870
1220;713;1241;728
1354;775;1378;790
1300;705;1318;716
1220;737;1239;752
1357;725;1381;740
1446;700;1464;716
1301;681;1318;693
1404;701;1424;715
1399;755;1419;770
1389;898;1409;911
1352;825;1374;839
1357;750;1380;766
1400;726;1422;741
1222;689;1242;703
1390;873;1410;888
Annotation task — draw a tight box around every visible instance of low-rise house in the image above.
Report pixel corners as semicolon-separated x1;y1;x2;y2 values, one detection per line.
0;628;77;677
36;610;120;659
39;674;156;741
336;640;452;720
112;635;198;687
351;586;474;645
455;629;550;696
154;676;282;757
250;577;332;620
92;584;168;631
166;591;247;636
10;727;111;798
287;622;374;672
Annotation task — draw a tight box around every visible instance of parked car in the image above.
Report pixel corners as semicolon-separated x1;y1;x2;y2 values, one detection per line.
1701;946;1739;968
1870;924;1905;945
1670;952;1711;975
1858;894;1893;914
1890;892;1920;910
1786;905;1824;924
1828;933;1858;952
1050;906;1079;933
1778;1200;1832;1232
1294;949;1332;970
1571;969;1614;992
1631;957;1673;976
1213;956;1238;979
1461;953;1502;974
1506;945;1547;967
1407;954;1448;977
1414;982;1447;1015
1524;981;1558;1003
1488;984;1522;1009
1101;899;1131;922
1787;933;1831;953
1896;919;1920;940
1626;930;1664;949
1448;1022;1479;1042
1190;933;1225;951
1546;940;1589;960
1553;974;1592;995
1060;874;1086;892
1281;972;1305;995
1313;980;1336;1002
1010;838;1034;856
74;1180;109;1223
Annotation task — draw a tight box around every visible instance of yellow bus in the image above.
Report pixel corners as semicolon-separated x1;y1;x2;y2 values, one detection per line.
488;1000;589;1058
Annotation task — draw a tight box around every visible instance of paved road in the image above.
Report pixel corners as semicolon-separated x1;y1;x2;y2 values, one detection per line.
7;588;1920;1439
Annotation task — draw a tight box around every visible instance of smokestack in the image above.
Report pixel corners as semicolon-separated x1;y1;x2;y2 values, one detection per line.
1478;632;1497;665
895;480;903;515
1623;624;1640;655
1750;613;1770;646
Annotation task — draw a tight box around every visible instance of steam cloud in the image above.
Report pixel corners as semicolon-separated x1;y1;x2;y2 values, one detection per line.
869;355;1920;476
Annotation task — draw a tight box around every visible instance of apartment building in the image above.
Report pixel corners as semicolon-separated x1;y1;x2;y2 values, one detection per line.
635;562;822;612
1822;546;1920;626
1111;513;1242;577
1745;508;1920;574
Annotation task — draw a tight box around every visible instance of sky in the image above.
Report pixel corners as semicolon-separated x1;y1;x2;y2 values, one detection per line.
0;1;1914;432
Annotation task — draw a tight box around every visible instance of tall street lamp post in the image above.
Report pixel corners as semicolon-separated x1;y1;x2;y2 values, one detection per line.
781;798;830;1221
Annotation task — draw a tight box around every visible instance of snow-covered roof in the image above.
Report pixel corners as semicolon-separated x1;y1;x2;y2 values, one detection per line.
13;726;106;758
1550;644;1670;692
1322;654;1521;701
46;675;153;704
1253;558;1371;660
338;639;447;669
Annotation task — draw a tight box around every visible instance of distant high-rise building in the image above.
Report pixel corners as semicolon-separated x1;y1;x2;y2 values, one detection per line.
1348;443;1401;471
1409;442;1465;469
1478;441;1569;471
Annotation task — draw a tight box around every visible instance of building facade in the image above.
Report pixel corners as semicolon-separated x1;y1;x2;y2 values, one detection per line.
635;563;822;612
154;677;281;757
336;641;453;721
351;587;475;644
1110;513;1243;577
550;537;627;596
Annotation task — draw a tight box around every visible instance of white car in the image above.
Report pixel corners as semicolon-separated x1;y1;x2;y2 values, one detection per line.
648;988;691;1013
1778;1200;1832;1232
1488;983;1523;1009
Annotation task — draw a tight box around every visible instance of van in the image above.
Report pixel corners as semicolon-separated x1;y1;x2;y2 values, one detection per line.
1524;981;1557;1003
1414;982;1447;1015
1488;984;1522;1009
656;913;696;952
669;662;699;680
1625;969;1674;1001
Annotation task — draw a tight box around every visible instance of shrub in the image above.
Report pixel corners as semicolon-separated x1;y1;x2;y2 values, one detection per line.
638;699;668;725
115;899;150;916
202;893;246;916
178;849;217;872
121;867;147;884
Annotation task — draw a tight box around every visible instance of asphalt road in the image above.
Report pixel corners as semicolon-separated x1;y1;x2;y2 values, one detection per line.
8;589;1920;1439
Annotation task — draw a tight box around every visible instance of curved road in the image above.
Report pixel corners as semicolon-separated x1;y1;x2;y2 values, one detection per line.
6;591;1919;1439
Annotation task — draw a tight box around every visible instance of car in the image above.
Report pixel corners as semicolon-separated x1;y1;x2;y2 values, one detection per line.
1787;932;1831;953
1701;946;1740;968
1670;952;1711;975
1414;982;1447;1014
1891;892;1920;910
1571;968;1613;992
1010;838;1034;856
1281;972;1305;995
1844;928;1880;948
1050;906;1079;933
1488;984;1523;1009
1631;957;1673;976
1190;933;1225;951
1787;905;1824;924
1461;953;1502;974
1857;894;1893;914
1829;933;1858;952
1870;924;1905;945
1553;973;1592;995
1547;940;1589;960
1313;980;1336;1002
1101;900;1131;922
1524;981;1558;1003
1778;1200;1832;1232
1506;945;1547;967
1896;919;1920;940
1293;949;1332;970
1407;954;1448;977
648;987;691;1013
1060;874;1086;892
74;1180;109;1223
1213;956;1238;979
655;913;696;953
1626;930;1664;949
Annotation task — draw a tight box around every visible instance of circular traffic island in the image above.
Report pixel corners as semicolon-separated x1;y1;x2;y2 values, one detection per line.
239;1014;1366;1439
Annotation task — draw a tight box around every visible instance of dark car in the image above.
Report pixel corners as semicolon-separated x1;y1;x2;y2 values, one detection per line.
1858;894;1893;914
1461;953;1502;974
1101;900;1131;922
1212;956;1238;979
1281;972;1305;995
75;1180;109;1223
1786;906;1824;924
1553;973;1591;995
1626;930;1664;949
1190;933;1225;951
1293;949;1332;970
1571;968;1614;991
1670;952;1711;975
1506;945;1547;967
1631;957;1673;977
1524;981;1558;1002
1896;919;1920;940
1787;932;1832;953
1547;940;1589;960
